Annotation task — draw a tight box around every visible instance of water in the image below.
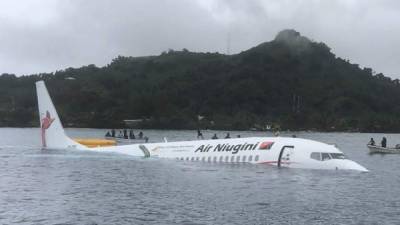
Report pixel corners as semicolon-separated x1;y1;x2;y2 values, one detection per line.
0;128;399;224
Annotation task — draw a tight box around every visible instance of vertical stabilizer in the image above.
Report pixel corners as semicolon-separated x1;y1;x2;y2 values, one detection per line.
36;81;85;149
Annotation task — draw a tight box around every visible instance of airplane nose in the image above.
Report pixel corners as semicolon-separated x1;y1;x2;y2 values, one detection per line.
344;160;368;172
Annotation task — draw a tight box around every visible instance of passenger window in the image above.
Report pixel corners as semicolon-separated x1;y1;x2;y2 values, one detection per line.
231;155;235;162
196;157;200;161
181;157;184;161
321;153;331;161
248;155;253;162
219;156;223;162
213;156;217;162
208;156;211;162
202;156;205;162
236;156;240;162
242;155;247;162
191;157;194;161
186;157;189;161
310;152;321;161
225;156;229;162
255;155;259;162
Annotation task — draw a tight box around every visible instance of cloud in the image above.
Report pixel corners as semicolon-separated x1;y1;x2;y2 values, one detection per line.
0;0;399;78
0;0;227;75
196;0;400;77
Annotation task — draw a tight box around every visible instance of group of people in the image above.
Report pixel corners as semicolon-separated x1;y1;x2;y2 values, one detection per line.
368;137;386;147
105;129;144;140
197;129;240;140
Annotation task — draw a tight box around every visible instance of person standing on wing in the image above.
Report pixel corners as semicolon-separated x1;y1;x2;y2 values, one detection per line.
129;129;135;139
111;129;116;137
197;129;204;139
381;137;387;148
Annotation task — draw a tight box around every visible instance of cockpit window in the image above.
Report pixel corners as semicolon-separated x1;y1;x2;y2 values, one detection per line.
330;153;346;159
321;153;331;161
310;152;321;161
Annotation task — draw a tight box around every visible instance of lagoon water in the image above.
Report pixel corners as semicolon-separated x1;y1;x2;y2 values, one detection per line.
0;128;400;225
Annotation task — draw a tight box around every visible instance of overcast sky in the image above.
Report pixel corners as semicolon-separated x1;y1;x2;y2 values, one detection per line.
0;0;399;78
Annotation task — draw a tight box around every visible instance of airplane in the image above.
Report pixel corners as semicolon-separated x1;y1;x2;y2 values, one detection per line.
36;80;368;172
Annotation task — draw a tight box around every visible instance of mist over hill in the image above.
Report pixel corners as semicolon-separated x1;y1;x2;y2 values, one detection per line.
1;30;399;132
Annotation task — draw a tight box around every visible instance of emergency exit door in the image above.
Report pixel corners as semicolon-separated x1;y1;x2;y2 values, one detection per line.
278;145;294;167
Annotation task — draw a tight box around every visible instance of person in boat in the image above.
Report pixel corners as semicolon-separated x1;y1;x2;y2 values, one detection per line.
138;131;143;139
368;138;375;146
225;133;231;139
117;131;123;138
144;136;149;143
381;137;387;148
111;129;116;138
105;131;111;137
197;129;204;139
129;129;135;139
123;129;128;139
237;134;241;138
211;134;218;139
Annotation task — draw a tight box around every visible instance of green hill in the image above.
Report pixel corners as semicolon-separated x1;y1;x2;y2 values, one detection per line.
1;29;399;132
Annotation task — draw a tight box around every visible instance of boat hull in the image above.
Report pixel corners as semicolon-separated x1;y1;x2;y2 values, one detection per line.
367;145;400;154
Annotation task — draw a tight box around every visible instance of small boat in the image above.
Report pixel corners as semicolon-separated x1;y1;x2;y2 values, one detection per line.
367;144;400;154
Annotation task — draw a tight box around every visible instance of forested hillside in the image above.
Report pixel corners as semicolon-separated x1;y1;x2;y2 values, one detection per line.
1;30;399;132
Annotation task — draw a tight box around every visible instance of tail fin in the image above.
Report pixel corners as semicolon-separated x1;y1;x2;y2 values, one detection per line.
36;81;84;149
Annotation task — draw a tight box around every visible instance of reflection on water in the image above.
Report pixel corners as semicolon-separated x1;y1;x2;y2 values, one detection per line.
0;128;399;224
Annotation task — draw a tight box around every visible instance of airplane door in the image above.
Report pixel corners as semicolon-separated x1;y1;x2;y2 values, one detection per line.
278;145;294;167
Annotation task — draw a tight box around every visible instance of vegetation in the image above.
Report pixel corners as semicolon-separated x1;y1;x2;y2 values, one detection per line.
1;29;400;132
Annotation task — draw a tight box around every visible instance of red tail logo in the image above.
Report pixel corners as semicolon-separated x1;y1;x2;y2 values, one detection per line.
259;141;274;150
41;111;55;147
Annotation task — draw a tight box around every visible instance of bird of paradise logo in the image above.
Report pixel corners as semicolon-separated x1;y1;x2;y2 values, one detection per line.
259;141;274;150
41;111;55;147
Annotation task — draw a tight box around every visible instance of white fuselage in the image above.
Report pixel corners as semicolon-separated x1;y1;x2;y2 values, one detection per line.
85;137;368;171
